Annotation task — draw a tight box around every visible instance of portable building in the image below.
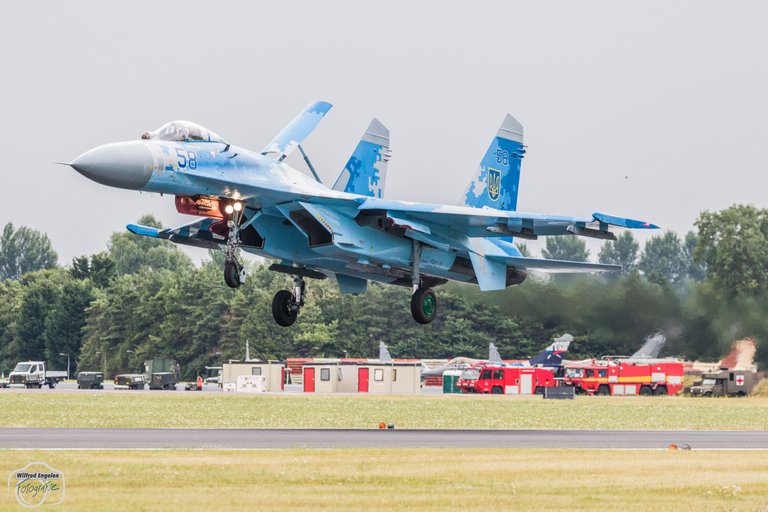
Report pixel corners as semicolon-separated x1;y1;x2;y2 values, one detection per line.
222;360;285;392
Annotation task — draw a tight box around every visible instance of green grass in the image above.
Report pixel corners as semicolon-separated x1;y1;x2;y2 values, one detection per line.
1;449;767;511
0;392;767;429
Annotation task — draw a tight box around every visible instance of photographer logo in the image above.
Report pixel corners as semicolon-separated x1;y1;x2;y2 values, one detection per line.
8;462;65;509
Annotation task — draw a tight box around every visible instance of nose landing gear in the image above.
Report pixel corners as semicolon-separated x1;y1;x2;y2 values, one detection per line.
222;201;246;289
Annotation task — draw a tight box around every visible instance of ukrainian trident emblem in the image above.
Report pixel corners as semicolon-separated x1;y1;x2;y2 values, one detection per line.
487;168;501;201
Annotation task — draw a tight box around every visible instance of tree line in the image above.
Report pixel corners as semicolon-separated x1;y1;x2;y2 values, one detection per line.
0;204;766;379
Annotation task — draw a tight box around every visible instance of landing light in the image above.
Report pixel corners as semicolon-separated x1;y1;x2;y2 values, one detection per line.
224;204;234;215
233;202;243;212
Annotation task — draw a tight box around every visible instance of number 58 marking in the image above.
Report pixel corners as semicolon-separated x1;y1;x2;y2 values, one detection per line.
176;148;197;170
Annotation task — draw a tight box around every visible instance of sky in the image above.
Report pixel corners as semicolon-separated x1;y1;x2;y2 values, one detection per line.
1;1;767;264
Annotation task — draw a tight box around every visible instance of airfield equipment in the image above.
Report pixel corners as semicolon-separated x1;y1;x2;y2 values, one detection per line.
457;365;556;395
143;359;179;380
148;372;177;390
8;361;67;389
68;102;658;326
114;374;147;390
690;369;755;397
76;372;104;389
563;361;684;396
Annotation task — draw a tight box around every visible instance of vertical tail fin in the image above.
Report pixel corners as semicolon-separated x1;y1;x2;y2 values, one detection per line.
529;334;572;367
333;118;390;198
379;342;392;362
463;114;525;211
488;343;502;362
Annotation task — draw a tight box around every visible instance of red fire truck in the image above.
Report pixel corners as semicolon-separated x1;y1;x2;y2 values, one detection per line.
563;361;684;396
456;364;556;395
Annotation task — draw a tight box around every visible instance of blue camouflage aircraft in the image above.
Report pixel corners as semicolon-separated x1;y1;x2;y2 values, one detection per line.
68;101;658;326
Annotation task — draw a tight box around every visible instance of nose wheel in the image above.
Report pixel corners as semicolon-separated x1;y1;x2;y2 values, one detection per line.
271;277;306;327
411;287;438;324
223;260;244;288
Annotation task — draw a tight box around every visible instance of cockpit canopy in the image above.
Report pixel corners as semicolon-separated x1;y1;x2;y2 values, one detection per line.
141;121;227;144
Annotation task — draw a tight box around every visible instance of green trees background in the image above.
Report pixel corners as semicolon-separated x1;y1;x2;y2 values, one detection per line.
0;204;766;379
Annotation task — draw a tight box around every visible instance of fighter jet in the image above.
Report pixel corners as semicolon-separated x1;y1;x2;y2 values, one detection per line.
421;335;572;377
67;101;658;326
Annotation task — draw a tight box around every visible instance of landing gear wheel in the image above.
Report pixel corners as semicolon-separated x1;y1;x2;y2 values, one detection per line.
224;260;242;288
410;287;438;324
272;290;298;327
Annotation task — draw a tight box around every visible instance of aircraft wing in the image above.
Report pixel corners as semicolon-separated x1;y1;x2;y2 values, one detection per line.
356;198;658;240
261;100;333;160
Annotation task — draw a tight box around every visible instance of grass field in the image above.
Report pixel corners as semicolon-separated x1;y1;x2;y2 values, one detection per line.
1;392;767;429
1;449;766;511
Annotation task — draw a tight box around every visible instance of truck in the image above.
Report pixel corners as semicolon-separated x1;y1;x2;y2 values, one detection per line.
690;369;756;397
114;373;147;390
563;361;684;396
456;364;556;395
143;358;179;381
77;371;105;389
8;361;67;389
148;372;177;390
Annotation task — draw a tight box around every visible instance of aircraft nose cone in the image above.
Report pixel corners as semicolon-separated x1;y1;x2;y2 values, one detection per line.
71;141;154;190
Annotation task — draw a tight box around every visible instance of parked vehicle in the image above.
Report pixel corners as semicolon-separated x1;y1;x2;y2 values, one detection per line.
77;371;105;389
690;369;756;397
456;364;556;395
114;374;147;390
8;361;67;389
142;358;177;382
149;372;176;390
563;361;684;396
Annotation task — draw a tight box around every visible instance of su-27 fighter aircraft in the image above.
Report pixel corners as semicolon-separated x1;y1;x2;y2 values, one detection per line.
68;101;658;326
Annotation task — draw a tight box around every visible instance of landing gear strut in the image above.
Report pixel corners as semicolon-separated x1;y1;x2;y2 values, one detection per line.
223;202;246;289
409;239;438;324
272;276;306;327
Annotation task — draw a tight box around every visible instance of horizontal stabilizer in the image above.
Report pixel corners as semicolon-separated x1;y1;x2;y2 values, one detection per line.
261;101;333;160
489;255;621;274
469;252;507;291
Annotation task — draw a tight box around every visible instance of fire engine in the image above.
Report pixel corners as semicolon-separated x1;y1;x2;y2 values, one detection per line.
456;364;556;395
563;361;683;396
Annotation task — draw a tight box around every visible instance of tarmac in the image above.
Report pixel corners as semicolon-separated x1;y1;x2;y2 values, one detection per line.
2;428;767;449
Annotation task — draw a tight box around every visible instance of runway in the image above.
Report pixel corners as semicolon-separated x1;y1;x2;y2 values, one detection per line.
1;428;767;449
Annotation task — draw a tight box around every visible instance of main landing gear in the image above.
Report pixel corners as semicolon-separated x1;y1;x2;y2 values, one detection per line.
411;286;437;324
271;276;306;327
409;240;438;324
